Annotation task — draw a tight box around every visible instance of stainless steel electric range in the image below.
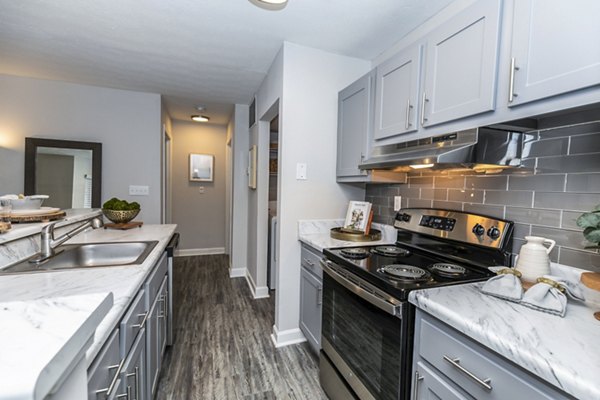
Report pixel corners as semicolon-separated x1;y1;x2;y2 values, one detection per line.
319;208;514;400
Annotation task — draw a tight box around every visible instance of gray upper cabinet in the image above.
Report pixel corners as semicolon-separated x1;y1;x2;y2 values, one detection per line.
336;71;373;178
508;0;600;107
421;0;502;127
374;44;421;140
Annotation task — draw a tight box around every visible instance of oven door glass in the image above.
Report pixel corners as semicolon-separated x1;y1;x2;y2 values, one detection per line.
322;272;406;400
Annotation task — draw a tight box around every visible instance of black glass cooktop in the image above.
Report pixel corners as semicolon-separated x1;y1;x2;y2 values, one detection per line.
323;243;494;301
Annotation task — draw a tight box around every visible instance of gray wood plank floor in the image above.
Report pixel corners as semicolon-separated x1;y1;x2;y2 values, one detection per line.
156;255;328;400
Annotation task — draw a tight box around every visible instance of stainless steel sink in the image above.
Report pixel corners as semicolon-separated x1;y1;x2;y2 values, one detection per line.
0;241;158;274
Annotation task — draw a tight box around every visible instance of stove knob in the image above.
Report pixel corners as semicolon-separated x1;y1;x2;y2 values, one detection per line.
487;226;501;240
401;213;411;222
472;223;485;237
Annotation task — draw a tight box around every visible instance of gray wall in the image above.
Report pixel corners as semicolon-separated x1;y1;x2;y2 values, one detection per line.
171;120;227;251
0;74;162;222
366;115;600;272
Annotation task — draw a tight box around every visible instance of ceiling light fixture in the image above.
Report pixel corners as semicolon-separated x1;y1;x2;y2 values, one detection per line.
191;115;210;122
248;0;288;11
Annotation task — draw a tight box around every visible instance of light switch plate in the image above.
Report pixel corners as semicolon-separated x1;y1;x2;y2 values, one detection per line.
394;196;402;211
198;186;205;194
296;163;307;180
129;185;149;196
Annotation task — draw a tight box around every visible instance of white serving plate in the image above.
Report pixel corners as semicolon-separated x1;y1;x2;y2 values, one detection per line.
10;207;61;216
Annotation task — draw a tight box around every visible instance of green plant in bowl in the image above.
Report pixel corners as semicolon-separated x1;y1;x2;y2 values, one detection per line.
576;204;600;251
102;197;141;223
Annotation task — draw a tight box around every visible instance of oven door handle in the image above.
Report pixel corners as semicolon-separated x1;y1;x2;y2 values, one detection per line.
320;259;402;317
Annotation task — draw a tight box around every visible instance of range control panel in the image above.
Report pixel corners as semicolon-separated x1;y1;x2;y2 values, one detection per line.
394;209;512;249
419;215;456;231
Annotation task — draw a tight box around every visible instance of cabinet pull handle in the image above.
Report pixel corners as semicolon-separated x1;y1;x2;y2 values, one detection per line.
508;57;520;103
132;311;148;330
304;258;314;266
317;287;322;305
405;99;413;130
443;355;492;391
116;393;128;400
126;366;139;400
412;370;424;400
95;358;125;397
420;93;428;126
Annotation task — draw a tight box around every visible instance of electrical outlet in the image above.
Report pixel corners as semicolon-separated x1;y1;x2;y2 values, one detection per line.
198;186;205;194
394;196;402;211
129;185;149;196
296;163;307;180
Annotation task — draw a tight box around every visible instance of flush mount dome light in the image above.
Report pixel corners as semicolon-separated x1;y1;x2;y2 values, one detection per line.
191;115;210;122
248;0;288;11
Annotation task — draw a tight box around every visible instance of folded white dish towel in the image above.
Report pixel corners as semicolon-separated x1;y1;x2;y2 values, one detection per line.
481;270;523;301
481;270;582;317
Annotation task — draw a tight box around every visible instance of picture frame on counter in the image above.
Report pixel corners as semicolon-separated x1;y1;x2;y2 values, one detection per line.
343;201;372;232
189;153;214;182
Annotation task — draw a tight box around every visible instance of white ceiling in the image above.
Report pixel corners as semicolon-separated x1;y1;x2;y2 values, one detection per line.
0;0;456;124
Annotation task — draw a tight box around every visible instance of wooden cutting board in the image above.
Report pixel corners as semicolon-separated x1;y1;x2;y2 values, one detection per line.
10;210;66;223
104;221;143;230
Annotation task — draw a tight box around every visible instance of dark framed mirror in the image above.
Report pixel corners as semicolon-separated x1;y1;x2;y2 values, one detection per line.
24;138;102;209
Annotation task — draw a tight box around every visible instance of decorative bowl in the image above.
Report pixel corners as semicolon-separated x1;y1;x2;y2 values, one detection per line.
5;195;49;210
102;209;140;224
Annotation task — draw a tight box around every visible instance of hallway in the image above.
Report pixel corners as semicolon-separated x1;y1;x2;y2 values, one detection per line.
156;255;327;399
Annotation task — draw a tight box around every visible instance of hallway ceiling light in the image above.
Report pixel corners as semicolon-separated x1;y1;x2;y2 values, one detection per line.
248;0;288;11
191;115;210;122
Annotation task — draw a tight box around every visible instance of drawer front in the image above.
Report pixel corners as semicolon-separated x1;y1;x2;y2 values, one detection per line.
120;327;146;400
301;244;322;279
145;252;168;305
120;288;147;357
88;329;123;400
419;317;558;400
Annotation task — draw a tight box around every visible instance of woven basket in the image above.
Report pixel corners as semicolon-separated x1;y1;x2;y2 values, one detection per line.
102;209;140;224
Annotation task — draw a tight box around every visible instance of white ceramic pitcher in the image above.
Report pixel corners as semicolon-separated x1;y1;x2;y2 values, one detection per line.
515;236;556;282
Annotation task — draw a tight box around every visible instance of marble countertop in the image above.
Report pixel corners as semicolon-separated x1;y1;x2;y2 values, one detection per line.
0;208;102;244
0;292;113;400
298;219;396;251
0;223;177;368
409;283;600;400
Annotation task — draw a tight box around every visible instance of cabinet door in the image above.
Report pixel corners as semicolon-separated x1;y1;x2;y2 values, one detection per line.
299;267;322;354
421;0;501;127
508;0;600;106
374;44;421;140
336;71;373;178
146;293;160;398
414;362;469;400
121;328;146;400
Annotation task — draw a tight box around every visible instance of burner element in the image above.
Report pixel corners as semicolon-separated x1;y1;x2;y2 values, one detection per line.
379;265;431;282
340;247;370;259
371;246;411;257
430;263;467;277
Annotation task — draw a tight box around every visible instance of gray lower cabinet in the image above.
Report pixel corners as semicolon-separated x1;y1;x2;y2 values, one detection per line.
88;250;170;400
374;43;421;140
336;71;373;180
120;327;146;400
508;0;600;107
412;310;572;400
420;0;501;127
299;244;323;354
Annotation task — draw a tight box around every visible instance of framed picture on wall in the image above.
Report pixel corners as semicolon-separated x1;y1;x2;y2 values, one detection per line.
248;145;257;189
189;153;214;182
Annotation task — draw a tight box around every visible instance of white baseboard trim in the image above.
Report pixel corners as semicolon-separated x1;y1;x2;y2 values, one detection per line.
245;272;270;299
175;247;224;257
270;325;306;348
229;267;246;278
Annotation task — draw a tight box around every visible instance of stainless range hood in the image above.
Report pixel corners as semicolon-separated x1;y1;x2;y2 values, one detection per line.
359;128;523;172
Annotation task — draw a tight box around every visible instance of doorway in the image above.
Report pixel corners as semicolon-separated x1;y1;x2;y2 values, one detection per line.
162;124;172;224
267;115;279;291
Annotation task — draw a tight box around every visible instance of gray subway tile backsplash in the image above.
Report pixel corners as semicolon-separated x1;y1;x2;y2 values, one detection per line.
566;173;600;193
364;119;600;272
508;174;565;192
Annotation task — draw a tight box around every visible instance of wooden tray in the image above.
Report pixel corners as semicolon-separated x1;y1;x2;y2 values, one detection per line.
330;227;381;242
104;221;143;230
10;210;66;223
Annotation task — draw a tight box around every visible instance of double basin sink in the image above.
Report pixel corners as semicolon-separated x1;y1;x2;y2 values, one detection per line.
0;241;158;274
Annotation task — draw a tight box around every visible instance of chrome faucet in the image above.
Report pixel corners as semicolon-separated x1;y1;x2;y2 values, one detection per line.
31;217;104;263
